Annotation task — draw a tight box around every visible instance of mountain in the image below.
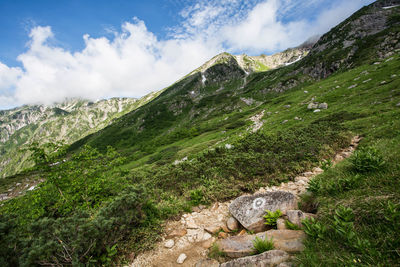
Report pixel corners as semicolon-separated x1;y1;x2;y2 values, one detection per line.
0;92;160;178
0;0;399;266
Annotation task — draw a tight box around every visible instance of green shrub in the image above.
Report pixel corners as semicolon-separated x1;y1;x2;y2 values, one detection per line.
264;209;282;228
252;236;274;254
285;220;302;230
351;146;385;173
307;178;321;194
320;159;333;171
302;217;327;240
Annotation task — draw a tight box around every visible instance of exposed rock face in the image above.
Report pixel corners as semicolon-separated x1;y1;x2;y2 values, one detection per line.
217;230;305;258
220;250;289;267
229;191;297;232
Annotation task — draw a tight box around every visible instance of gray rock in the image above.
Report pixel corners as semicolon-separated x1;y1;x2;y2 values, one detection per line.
227;217;240;231
307;103;318;109
217;230;305;258
286;210;316;228
229;191;297;232
205;224;222;234
313;109;321;113
220;250;289;267
164;239;175;248
304;90;308;93
284;105;291;108
195;259;220;267
277;262;295;267
396;102;400;107
348;84;357;89
318;102;328;109
176;253;187;264
282;120;288;124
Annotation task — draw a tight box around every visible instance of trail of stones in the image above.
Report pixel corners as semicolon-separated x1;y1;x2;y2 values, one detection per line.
129;136;361;267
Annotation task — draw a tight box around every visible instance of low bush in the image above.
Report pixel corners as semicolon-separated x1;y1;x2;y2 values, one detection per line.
263;210;282;228
351;146;385;173
252;236;274;254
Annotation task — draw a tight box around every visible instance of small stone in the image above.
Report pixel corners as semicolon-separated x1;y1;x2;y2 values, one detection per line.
396;102;400;107
313;109;321;113
202;232;212;241
286;210;316;228
277;218;287;230
307;103;318;109
284;105;291;108
313;167;324;174
318;102;328;109
166;229;187;239
164;239;175;248
210;202;219;211
221;224;231;233
205;225;222;234
201;237;215;249
238;229;247;236
363;78;372;83
348;84;357;89
380;81;386;84
278;262;295;267
294;116;302;120
177;253;187;264
227;217;240;231
304;90;308;93
186;218;198;229
192;206;201;213
218;232;228;239
282;120;288;124
195;258;220;267
303;172;314;177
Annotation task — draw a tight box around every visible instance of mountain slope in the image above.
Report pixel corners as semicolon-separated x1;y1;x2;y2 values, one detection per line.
0;91;160;178
0;0;399;265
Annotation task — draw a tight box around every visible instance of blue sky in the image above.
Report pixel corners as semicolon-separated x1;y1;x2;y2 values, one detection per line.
0;0;375;109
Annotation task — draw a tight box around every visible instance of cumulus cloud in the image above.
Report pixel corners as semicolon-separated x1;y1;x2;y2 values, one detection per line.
0;0;373;109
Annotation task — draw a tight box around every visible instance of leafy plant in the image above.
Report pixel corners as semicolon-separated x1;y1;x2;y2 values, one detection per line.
264;209;283;228
208;243;226;260
252;236;274;254
351;146;385;173
307;178;321;194
302;217;327;240
285;219;302;230
320;159;333;171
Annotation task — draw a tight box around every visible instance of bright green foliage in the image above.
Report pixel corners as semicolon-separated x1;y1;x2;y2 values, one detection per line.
263;210;282;228
285;220;302;230
302;217;327;240
351;146;385;173
252;236;274;254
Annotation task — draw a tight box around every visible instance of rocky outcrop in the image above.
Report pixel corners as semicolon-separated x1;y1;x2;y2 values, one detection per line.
220;250;290;267
217;230;306;258
229;191;297;232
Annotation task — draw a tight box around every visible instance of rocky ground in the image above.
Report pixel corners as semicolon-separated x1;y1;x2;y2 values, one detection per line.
129;136;361;267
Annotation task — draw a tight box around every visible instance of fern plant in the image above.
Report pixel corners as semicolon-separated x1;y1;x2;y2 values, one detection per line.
252;236;274;254
263;209;282;228
285;219;302;230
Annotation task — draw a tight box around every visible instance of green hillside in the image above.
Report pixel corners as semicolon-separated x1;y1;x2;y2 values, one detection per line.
0;0;399;266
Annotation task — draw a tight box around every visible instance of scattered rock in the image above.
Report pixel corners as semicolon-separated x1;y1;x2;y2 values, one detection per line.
164;239;175;248
294;116;302;120
227;217;240;231
220;250;289;267
318;102;328;109
313;167;324;174
166;229;187;239
381;81;386;84
205;225;222;234
307;103;318;109
286;210;315;228
277;218;287;230
176;253;187;264
192;206;202;213
186;217;199;229
391;74;397;78
229;191;297;232
195;258;220;267
396;102;400;107
219;232;229;239
282;120;288;124
238;229;247;236
221;224;231;233
278;262;295;267
304;90;308;93
284;105;291;108
211;202;220;211
201;237;215;249
363;78;372;83
313;109;321;113
348;84;357;89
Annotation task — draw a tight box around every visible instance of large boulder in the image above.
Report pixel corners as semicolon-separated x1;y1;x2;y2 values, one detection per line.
216;230;305;258
220;250;289;267
229;191;297;232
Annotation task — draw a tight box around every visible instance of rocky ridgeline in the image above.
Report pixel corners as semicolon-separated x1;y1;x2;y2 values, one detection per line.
130;136;361;266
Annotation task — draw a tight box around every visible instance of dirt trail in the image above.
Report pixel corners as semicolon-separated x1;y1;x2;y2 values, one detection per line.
129;136;361;267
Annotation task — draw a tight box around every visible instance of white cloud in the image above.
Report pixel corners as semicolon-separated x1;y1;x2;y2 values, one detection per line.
0;0;373;109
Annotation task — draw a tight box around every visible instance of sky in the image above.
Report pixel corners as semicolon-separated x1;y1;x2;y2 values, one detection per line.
0;0;375;110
